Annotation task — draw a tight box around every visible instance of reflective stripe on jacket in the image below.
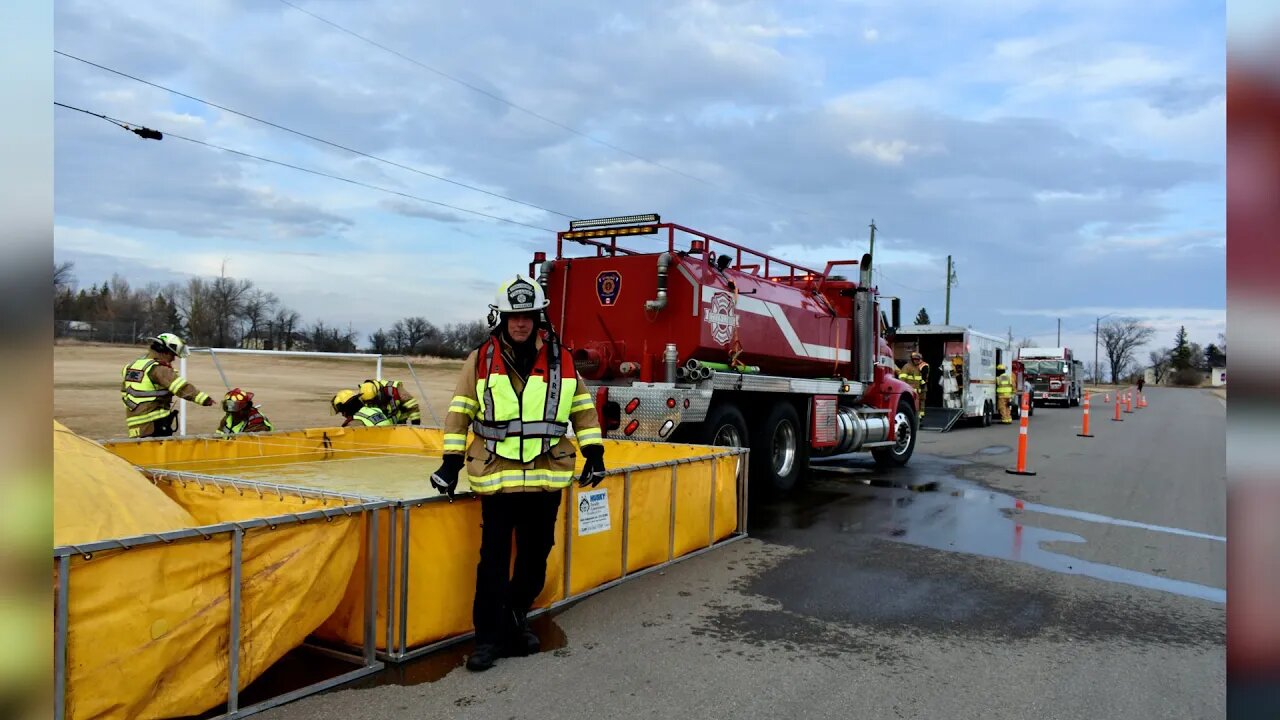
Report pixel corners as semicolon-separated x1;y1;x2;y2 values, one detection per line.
346;406;394;427
121;350;209;435
995;373;1014;396
217;410;274;435
443;333;602;494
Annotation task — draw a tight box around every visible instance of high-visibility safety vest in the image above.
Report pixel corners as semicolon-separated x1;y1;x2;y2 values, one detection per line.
995;373;1015;396
899;364;923;388
472;336;576;464
348;406;393;427
121;358;178;429
217;411;274;435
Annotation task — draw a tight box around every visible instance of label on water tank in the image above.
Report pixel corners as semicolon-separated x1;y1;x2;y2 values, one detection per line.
596;271;621;306
704;291;738;345
577;488;611;536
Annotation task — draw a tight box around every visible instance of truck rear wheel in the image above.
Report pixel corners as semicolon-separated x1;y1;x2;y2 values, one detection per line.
749;401;805;495
873;398;918;468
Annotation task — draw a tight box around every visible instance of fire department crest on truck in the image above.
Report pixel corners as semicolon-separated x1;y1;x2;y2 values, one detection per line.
703;291;738;345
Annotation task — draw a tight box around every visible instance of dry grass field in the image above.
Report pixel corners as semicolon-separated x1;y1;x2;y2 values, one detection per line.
54;341;463;441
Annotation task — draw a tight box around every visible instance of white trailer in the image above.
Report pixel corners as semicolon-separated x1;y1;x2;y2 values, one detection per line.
890;325;1013;430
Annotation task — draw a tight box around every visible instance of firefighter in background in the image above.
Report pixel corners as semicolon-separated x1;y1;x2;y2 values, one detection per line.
216;388;273;435
121;332;213;438
358;378;422;425
430;275;604;673
995;363;1015;424
899;351;930;419
330;389;394;427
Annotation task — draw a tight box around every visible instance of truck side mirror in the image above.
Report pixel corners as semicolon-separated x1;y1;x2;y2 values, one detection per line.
890;298;901;331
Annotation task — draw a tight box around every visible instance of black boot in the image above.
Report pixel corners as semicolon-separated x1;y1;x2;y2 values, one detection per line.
507;609;539;657
466;642;501;672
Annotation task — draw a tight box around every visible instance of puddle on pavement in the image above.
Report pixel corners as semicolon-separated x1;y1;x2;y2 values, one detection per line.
341;615;568;690
760;461;1225;604
976;445;1012;455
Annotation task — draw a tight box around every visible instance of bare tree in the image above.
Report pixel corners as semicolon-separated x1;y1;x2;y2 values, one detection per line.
390;316;438;354
368;329;392;354
271;307;301;350
54;261;75;293
1100;318;1155;384
1148;349;1172;385
240;289;279;346
1017;337;1035;350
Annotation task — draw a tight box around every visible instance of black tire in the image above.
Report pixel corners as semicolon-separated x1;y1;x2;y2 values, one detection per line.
749;401;805;495
873;398;918;468
980;402;993;427
696;402;749;449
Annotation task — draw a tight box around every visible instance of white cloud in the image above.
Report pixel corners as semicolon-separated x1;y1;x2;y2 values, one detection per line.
863;27;880;42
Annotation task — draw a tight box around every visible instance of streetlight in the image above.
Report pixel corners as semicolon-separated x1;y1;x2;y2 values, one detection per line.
1095;312;1117;384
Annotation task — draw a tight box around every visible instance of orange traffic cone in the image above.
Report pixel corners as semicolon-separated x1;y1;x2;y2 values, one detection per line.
1104;393;1110;403
1077;392;1094;437
1112;393;1124;422
1138;392;1147;408
1006;391;1037;476
1124;391;1134;414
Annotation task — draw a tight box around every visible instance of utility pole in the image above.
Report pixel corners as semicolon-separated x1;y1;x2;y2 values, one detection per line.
944;255;953;324
1057;318;1061;346
1094;316;1102;383
867;219;877;260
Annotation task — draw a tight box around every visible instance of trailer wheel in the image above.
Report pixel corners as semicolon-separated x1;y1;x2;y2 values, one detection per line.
873;398;918;468
749;401;805;495
698;402;748;449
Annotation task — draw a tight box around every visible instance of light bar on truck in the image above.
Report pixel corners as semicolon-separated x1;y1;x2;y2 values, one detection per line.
568;213;661;230
562;224;659;240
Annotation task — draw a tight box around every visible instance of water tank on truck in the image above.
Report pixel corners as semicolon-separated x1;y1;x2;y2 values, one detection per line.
534;214;919;494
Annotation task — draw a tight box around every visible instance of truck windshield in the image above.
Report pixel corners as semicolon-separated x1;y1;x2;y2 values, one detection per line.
1022;360;1067;374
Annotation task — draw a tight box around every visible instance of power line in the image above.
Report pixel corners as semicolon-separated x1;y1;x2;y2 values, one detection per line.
275;0;711;187
273;0;820;222
55;49;577;221
55;101;558;233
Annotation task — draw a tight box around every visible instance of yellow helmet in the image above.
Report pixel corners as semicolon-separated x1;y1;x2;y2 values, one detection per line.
331;389;359;414
358;380;383;402
996;363;1006;371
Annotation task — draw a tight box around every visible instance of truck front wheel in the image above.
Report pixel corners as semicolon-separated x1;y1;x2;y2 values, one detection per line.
749;401;805;495
873;398;918;468
698;402;748;449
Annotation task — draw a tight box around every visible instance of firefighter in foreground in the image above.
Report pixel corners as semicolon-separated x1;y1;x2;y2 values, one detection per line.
330;389;394;427
121;332;213;438
899;351;930;420
216;388;274;435
995;363;1015;424
430;276;604;672
358;378;422;424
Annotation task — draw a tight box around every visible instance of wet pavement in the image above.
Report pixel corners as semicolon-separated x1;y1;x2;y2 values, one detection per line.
263;387;1224;720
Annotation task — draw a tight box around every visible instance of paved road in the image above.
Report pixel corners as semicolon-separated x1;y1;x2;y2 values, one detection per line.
263;386;1225;720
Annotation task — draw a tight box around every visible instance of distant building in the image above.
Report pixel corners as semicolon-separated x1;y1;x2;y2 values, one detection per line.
1211;366;1227;387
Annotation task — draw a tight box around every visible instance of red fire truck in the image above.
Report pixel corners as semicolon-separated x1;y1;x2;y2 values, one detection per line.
532;214;918;494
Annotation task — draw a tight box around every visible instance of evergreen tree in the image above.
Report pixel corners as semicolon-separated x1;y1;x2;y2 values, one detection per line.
1171;326;1192;370
914;307;931;325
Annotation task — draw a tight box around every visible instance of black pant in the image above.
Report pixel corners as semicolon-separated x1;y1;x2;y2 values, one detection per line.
149;411;178;438
473;491;562;645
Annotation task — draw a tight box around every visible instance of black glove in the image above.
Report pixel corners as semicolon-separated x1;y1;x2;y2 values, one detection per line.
431;454;464;499
577;444;606;488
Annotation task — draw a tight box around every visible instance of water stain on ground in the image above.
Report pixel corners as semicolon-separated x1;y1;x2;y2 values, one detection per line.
724;454;1225;655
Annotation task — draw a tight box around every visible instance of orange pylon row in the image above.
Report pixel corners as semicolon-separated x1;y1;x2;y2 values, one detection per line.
1007;386;1150;475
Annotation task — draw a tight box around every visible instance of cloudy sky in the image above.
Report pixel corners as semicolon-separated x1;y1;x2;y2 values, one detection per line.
53;0;1225;361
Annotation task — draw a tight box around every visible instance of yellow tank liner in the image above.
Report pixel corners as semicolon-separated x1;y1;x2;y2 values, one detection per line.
105;425;748;662
55;423;389;720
